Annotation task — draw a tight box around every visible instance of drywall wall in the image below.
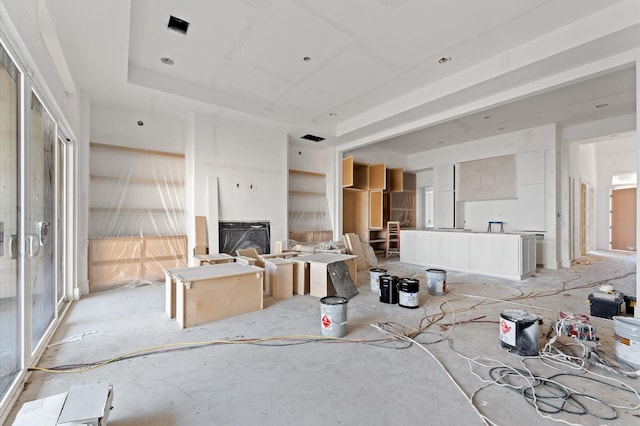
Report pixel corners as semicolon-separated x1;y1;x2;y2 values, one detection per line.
407;124;559;268
595;135;637;250
186;113;288;257
91;106;184;152
0;0;79;132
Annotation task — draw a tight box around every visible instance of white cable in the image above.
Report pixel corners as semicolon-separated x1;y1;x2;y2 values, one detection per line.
452;292;554;311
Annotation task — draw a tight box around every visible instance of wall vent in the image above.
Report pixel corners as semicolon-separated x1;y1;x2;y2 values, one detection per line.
301;134;325;142
168;16;190;35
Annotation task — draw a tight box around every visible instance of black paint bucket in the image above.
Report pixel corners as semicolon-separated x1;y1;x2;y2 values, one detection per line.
379;275;399;304
398;278;420;309
499;309;539;356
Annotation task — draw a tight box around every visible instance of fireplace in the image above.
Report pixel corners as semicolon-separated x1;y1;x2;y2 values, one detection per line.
219;221;270;255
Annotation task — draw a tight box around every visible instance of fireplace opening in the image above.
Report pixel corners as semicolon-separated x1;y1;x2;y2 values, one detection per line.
219;221;270;255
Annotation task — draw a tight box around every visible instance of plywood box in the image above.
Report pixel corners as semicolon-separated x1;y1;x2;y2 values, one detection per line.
308;254;357;297
264;258;294;299
166;263;264;328
290;253;337;295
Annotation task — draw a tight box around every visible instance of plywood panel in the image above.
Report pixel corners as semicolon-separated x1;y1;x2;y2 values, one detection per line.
458;155;516;201
90;238;142;262
176;272;263;328
144;235;187;259
611;187;636;251
369;190;383;229
368;163;386;190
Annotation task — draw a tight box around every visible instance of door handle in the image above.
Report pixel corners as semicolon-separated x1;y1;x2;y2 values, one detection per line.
26;233;41;257
10;234;18;259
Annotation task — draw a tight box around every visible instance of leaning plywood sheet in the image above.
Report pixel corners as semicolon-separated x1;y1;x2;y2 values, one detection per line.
346;233;368;270
327;261;359;299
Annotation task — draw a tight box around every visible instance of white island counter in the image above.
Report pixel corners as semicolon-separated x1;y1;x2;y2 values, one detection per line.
400;229;536;280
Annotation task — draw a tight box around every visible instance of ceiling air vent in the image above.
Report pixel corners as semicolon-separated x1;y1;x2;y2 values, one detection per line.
168;16;190;35
301;134;325;142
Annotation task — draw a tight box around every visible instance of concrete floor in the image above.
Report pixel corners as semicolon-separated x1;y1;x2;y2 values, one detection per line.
6;250;640;425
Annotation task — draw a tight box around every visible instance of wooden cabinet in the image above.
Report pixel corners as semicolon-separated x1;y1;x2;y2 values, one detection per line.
368;163;386;190
342;158;416;243
342;156;369;189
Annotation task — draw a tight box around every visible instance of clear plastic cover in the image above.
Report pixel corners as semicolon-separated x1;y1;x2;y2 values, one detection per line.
288;171;333;244
88;145;187;290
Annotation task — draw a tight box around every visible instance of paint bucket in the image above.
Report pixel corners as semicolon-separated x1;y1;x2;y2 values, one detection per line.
320;296;348;337
612;316;640;369
398;278;420;309
426;269;446;295
379;275;399;304
499;309;539;356
369;268;387;294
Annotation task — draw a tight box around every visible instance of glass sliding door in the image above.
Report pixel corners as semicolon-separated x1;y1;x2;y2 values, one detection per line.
56;137;66;307
29;92;56;351
0;43;21;398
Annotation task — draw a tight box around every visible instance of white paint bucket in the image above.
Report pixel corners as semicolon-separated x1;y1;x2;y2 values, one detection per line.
369;268;387;294
613;316;640;369
426;269;446;295
320;296;348;338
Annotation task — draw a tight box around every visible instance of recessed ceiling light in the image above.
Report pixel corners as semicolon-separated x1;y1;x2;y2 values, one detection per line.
437;141;445;145
137;120;144;126
161;57;175;65
438;56;452;64
498;127;506;132
329;112;337;117
483;116;491;120
595;103;609;109
303;56;311;62
611;134;618;138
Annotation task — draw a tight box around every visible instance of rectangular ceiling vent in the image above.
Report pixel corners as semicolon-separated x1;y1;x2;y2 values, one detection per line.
301;134;325;142
168;15;190;35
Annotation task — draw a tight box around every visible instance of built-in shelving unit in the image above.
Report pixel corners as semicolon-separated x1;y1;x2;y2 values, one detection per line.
342;156;416;251
288;169;332;243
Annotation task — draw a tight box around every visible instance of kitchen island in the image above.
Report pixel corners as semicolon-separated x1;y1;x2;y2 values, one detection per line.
400;229;536;280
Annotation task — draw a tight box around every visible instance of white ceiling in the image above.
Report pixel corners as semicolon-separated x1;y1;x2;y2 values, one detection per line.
43;0;637;154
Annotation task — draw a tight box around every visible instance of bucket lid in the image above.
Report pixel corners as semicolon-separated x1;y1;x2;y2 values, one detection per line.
426;268;446;273
320;296;348;305
613;316;640;332
398;280;419;292
370;268;387;273
501;309;538;322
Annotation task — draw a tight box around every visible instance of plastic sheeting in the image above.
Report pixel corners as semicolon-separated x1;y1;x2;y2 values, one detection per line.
288;170;332;244
88;145;187;289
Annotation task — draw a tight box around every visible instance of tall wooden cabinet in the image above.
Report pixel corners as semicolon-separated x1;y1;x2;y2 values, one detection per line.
342;157;416;250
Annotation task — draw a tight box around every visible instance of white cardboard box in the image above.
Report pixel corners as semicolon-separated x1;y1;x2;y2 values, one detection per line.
13;383;113;426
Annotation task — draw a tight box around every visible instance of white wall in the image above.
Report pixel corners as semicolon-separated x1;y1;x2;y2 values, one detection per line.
595;136;637;250
186;113;288;256
91;105;184;152
407;124;559;268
